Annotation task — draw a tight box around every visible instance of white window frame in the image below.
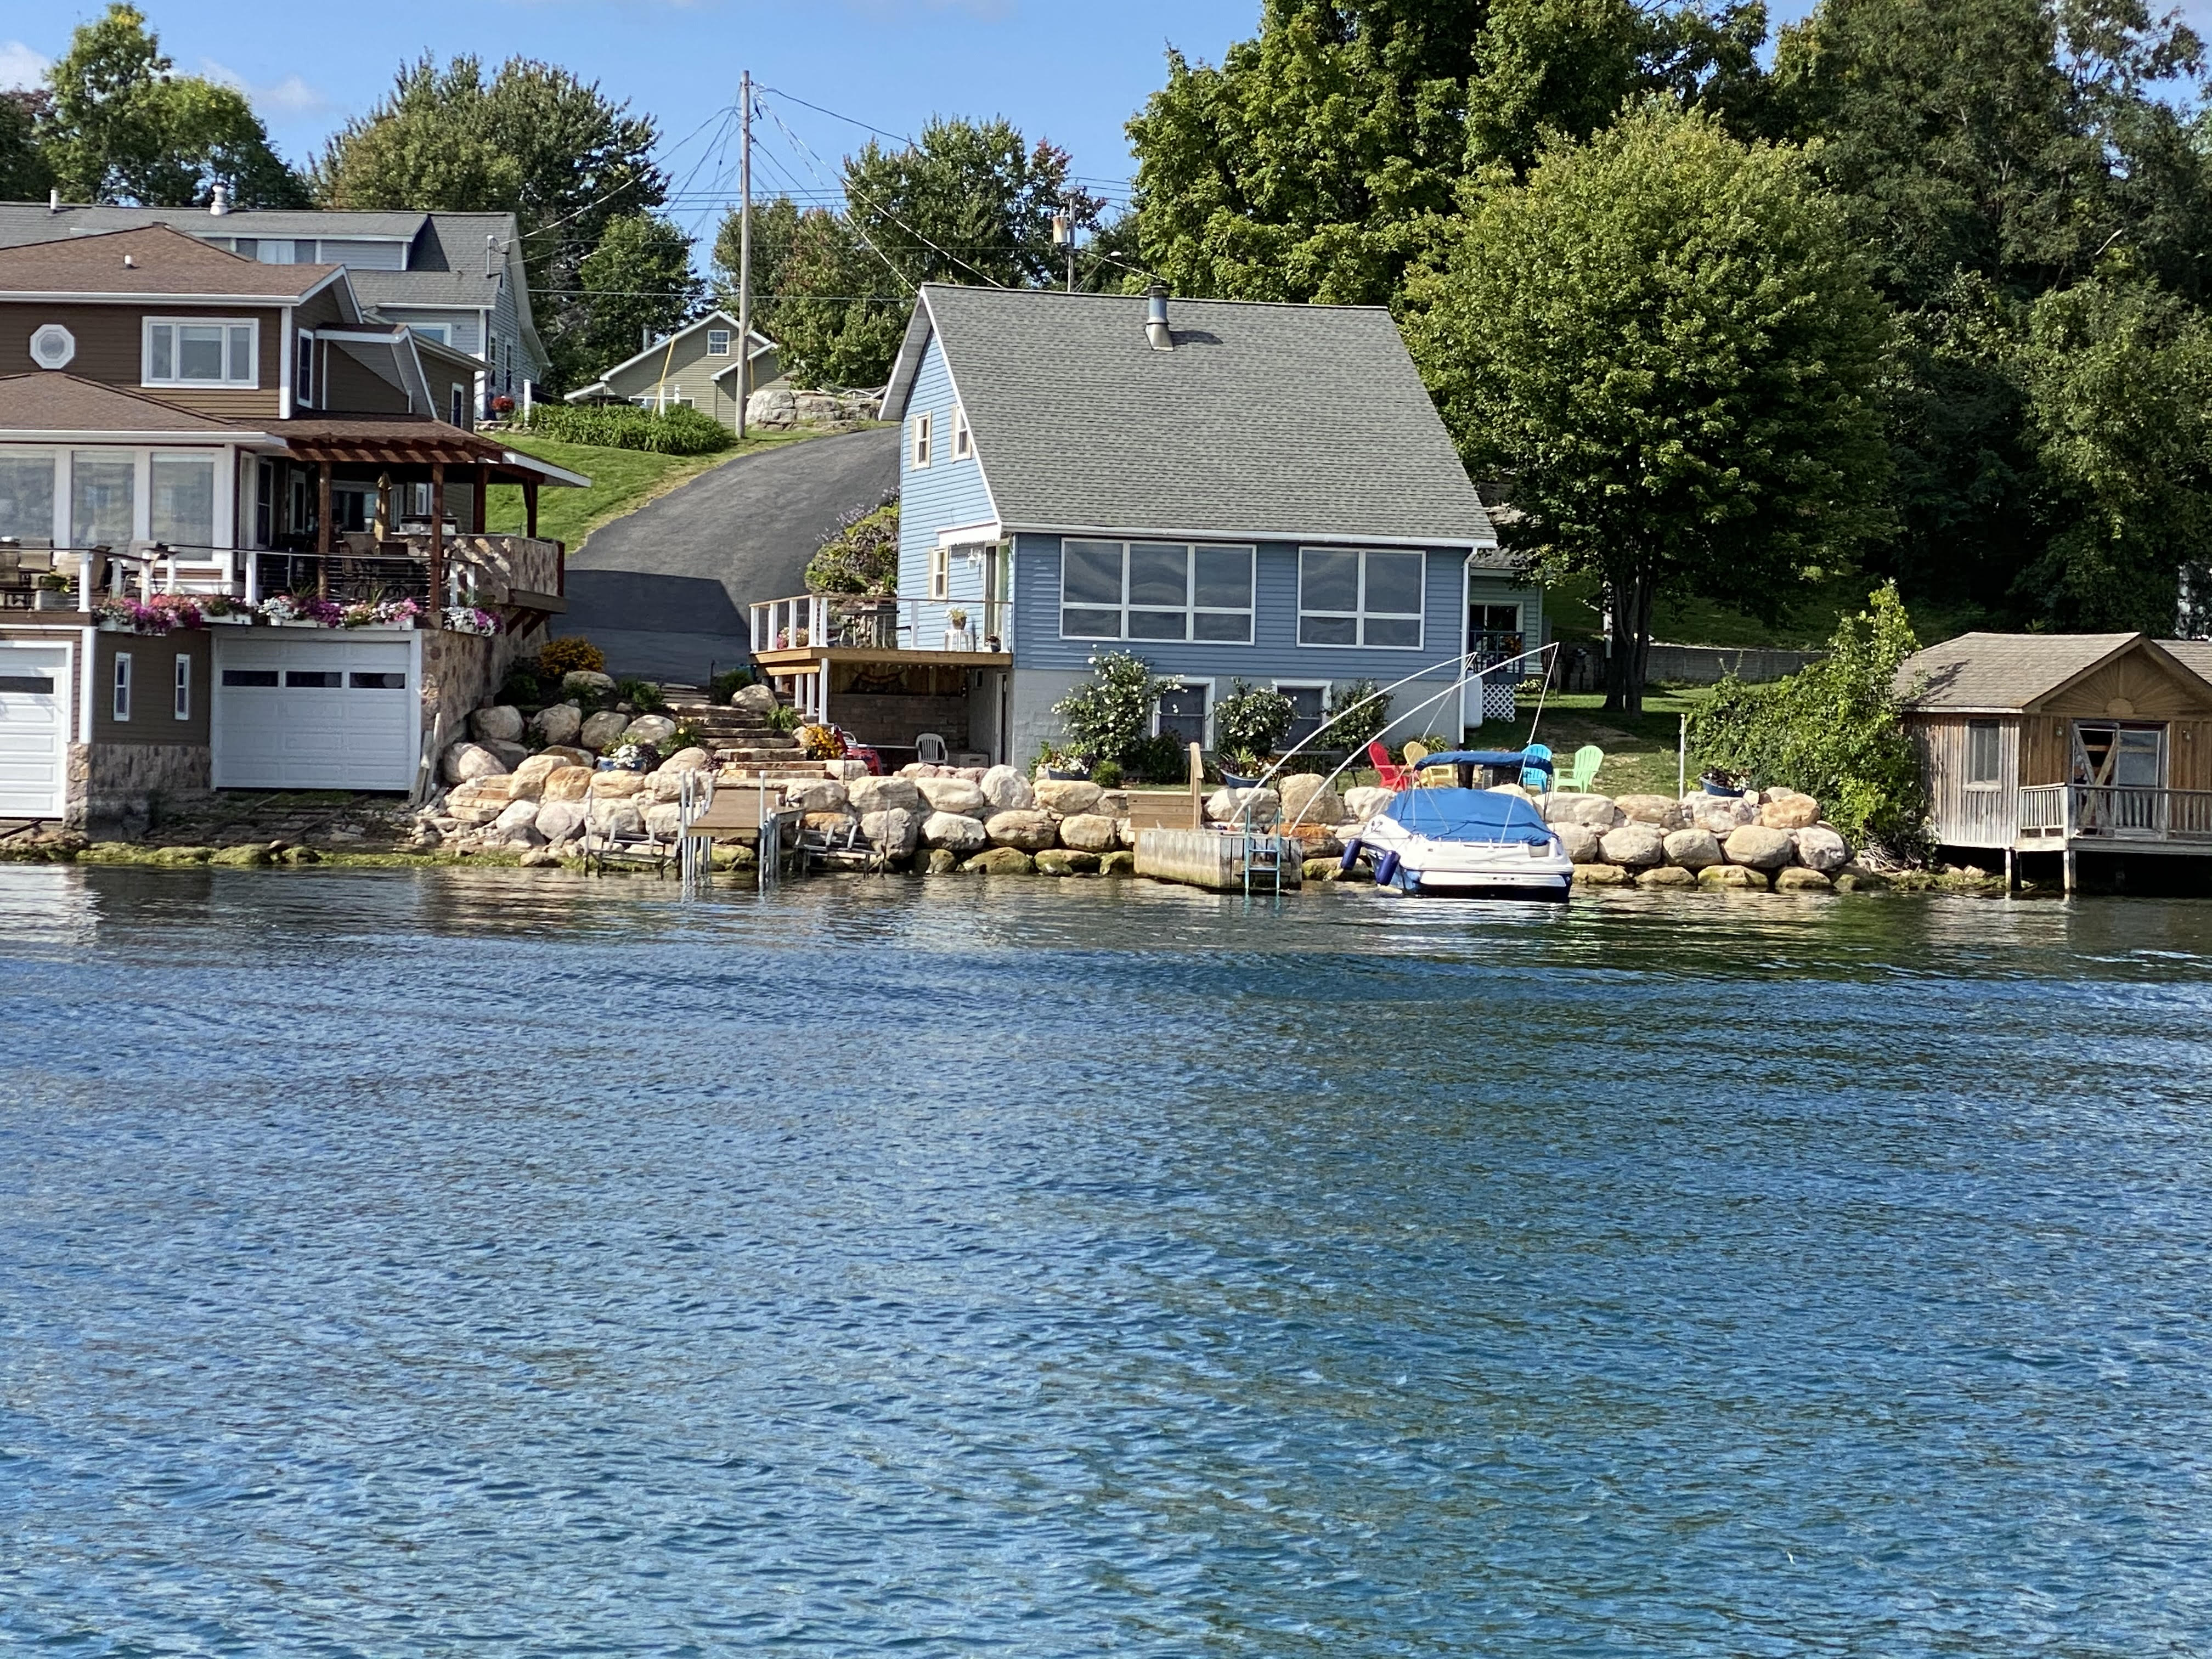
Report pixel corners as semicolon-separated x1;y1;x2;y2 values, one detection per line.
912;410;934;469
952;404;972;460
112;652;132;723
928;545;950;602
8;448;233;562
1297;546;1427;650
1965;719;2002;790
706;328;732;357
174;654;191;721
1057;539;1256;644
1152;678;1216;748
450;387;466;427
1272;679;1332;751
295;331;315;407
143;317;259;389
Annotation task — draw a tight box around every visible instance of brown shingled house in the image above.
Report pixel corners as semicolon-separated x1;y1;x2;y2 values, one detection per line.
0;227;584;829
1897;632;2212;889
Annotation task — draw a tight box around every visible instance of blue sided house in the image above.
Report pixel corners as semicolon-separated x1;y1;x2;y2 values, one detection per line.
748;283;1541;768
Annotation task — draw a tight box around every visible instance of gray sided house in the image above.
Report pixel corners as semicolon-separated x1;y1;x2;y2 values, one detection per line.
751;284;1538;767
565;311;780;430
0;200;548;415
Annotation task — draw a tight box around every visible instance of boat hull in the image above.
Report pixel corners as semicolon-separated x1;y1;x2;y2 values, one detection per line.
1355;819;1575;902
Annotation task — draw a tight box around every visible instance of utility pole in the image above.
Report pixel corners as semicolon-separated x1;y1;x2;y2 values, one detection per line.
736;71;753;439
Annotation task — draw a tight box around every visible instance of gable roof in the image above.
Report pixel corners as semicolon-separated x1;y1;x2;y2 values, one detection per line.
2163;639;2212;685
0;372;258;436
1897;631;2211;712
574;309;776;390
881;285;1496;549
0;223;342;301
0;203;427;249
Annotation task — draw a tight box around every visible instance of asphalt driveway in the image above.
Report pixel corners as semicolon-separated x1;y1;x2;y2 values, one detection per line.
550;425;900;682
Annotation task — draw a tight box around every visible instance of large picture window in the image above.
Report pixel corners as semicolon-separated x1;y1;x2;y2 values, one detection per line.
144;318;257;388
150;454;215;550
1059;540;1254;642
71;453;135;550
0;454;55;544
1299;548;1425;648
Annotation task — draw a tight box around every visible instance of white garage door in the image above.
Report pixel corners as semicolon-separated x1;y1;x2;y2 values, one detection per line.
213;631;420;791
0;642;69;820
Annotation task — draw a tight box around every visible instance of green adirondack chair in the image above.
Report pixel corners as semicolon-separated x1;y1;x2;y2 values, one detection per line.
1552;744;1604;792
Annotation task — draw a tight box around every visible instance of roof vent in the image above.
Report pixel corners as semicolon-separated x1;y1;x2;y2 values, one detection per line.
123;254;136;269
1145;283;1173;352
48;187;60;213
210;182;230;216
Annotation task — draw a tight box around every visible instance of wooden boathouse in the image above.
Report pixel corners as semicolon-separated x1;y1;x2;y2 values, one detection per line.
1897;632;2212;889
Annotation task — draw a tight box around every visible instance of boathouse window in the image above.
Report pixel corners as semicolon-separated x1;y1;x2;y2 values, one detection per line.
1299;548;1425;648
173;654;190;721
112;652;131;723
1966;720;2001;787
1059;540;1254;642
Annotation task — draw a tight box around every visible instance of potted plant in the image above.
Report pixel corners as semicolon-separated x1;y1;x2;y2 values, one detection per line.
442;605;500;636
94;597;175;635
201;593;252;624
32;572;73;611
945;606;972;650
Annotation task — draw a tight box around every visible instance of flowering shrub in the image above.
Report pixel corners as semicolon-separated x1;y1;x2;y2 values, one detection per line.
258;594;304;622
144;594;205;630
539;636;605;676
340;597;422;628
443;606;501;636
201;592;242;618
606;739;658;770
95;597;176;634
799;723;846;759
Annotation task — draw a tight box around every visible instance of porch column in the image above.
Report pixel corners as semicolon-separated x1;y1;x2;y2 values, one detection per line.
316;460;332;598
428;462;446;630
523;478;539;540
474;464;491;535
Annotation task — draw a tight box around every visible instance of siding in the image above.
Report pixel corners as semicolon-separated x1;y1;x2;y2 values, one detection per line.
897;330;998;639
94;628;211;746
379;307;484;355
605;329;738;424
3;301;283;419
1915;714;2019;848
321;345;413;414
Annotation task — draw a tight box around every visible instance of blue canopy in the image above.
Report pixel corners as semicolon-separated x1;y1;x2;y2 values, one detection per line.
1383;787;1554;841
1412;748;1554;775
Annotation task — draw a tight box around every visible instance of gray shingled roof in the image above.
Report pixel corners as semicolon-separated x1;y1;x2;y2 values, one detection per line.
2163;639;2212;686
345;269;503;310
0;203;426;248
1899;633;2145;710
883;285;1496;549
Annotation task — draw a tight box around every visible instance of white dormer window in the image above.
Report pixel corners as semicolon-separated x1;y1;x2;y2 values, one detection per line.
145;318;257;388
707;329;731;356
952;405;971;460
912;410;933;469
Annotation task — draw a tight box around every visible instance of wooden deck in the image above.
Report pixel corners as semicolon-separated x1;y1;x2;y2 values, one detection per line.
752;645;1012;672
2015;783;2212;854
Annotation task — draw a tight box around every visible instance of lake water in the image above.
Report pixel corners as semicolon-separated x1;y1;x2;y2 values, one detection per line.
3;867;2211;1656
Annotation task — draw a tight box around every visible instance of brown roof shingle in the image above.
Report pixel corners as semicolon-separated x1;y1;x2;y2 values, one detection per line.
0;224;338;299
1897;633;2146;711
2162;639;2212;687
0;373;255;433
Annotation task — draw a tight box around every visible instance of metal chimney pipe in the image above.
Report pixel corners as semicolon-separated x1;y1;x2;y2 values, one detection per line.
48;187;60;213
1146;283;1173;352
210;182;230;216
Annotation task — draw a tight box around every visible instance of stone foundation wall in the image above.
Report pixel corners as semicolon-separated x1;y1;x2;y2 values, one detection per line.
69;741;212;837
833;692;969;752
420;622;547;748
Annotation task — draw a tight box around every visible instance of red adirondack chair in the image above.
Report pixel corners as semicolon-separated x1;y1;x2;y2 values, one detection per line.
1366;740;1413;791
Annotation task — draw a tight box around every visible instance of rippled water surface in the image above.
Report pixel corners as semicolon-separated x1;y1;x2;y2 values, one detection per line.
4;867;2211;1656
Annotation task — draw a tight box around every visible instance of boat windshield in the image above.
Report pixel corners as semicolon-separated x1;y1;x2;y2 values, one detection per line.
1382;788;1553;843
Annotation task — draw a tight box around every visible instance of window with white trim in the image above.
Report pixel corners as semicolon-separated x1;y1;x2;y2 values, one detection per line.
707;329;731;356
1274;681;1330;749
1155;682;1211;748
952;405;971;460
450;387;466;427
144;318;257;388
295;332;315;407
174;654;191;720
928;546;950;602
1059;540;1255;642
149;454;215;550
1298;548;1425;648
1966;720;2002;787
912;410;933;469
112;652;132;723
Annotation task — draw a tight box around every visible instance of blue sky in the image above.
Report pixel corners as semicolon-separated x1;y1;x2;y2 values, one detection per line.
4;0;2208;242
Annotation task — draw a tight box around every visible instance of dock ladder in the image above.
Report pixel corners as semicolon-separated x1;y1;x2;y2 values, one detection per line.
1236;832;1291;896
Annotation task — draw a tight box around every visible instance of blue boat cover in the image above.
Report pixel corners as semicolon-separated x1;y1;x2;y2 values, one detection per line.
1412;748;1555;775
1383;787;1554;840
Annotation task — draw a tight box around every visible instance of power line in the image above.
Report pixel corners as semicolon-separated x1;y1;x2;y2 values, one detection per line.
754;86;913;149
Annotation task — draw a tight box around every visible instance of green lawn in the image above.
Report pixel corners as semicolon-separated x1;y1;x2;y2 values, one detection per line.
1543;568;1990;653
482;430;825;550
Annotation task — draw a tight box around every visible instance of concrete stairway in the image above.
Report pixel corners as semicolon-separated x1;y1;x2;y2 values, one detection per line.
663;694;825;774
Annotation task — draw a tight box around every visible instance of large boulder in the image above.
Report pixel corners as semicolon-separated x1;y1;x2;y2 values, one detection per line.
578;710;630;752
1572;862;1631;886
1775;865;1834;891
916;775;990;817
1600;821;1667;868
1205;786;1279;826
1662;826;1724;871
1035;778;1103;816
529;703;582;747
535;799;587;844
1058;812;1119;853
1555;822;1604;864
1724;824;1798;870
1541;792;1619;829
984;809;1057;851
539;744;595;770
963;847;1034;874
490;799;541;837
730;682;778;714
470;704;524;743
440;742;508;784
861;809;918;858
1683;792;1758;834
785;779;849;814
1278;774;1348;826
1699;862;1768;889
979;765;1036;811
484;739;529;772
1637;865;1697;888
541;765;594;803
1344;785;1396;823
587;768;650;800
507;752;569;801
848;774;923;815
445;779;510;826
1614;793;1685;831
659;746;712;774
921;811;988;853
562;670;617;697
622;714;678;749
585;798;644;838
1791;825;1849;873
643;803;685;841
1035;849;1099;876
1759;791;1822;830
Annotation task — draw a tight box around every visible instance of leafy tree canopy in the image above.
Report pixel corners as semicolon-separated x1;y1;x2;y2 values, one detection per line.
1403;100;1892;712
574;213;704;386
39;5;304;207
0;92;52;201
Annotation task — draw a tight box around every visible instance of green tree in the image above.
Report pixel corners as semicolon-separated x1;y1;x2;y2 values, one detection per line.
40;5;304;206
575;213;704;382
0;91;52;201
315;55;666;388
1403;101;1892;713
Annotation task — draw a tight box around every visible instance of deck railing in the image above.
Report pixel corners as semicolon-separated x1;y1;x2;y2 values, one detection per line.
2017;782;2212;843
751;594;1010;655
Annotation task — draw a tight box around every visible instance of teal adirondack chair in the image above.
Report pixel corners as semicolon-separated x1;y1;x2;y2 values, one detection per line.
1551;744;1604;793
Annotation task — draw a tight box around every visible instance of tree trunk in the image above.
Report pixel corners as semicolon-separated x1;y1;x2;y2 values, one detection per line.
1601;557;1658;716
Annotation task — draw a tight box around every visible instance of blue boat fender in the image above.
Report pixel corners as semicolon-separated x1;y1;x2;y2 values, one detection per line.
1373;849;1400;887
1339;838;1363;874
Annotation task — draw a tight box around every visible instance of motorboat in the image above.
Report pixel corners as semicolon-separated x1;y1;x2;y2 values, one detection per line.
1342;752;1572;901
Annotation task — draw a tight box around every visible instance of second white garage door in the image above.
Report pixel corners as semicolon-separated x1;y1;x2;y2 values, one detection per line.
0;641;70;820
213;630;421;791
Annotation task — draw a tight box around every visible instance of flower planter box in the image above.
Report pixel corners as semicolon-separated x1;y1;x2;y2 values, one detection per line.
202;613;254;625
31;590;73;611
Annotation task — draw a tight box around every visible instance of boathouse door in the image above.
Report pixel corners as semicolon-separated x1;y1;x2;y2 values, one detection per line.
2070;721;2166;837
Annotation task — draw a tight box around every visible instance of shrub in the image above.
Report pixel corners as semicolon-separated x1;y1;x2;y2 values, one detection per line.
521;402;735;455
498;667;543;708
1686;582;1928;851
616;676;664;712
1089;759;1124;788
708;667;757;705
1127;732;1190;784
1317;679;1391;755
539;636;605;678
1053;651;1174;768
1214;679;1295;770
664;719;706;754
799;723;845;759
804;498;900;595
765;702;802;732
1403;732;1456;761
